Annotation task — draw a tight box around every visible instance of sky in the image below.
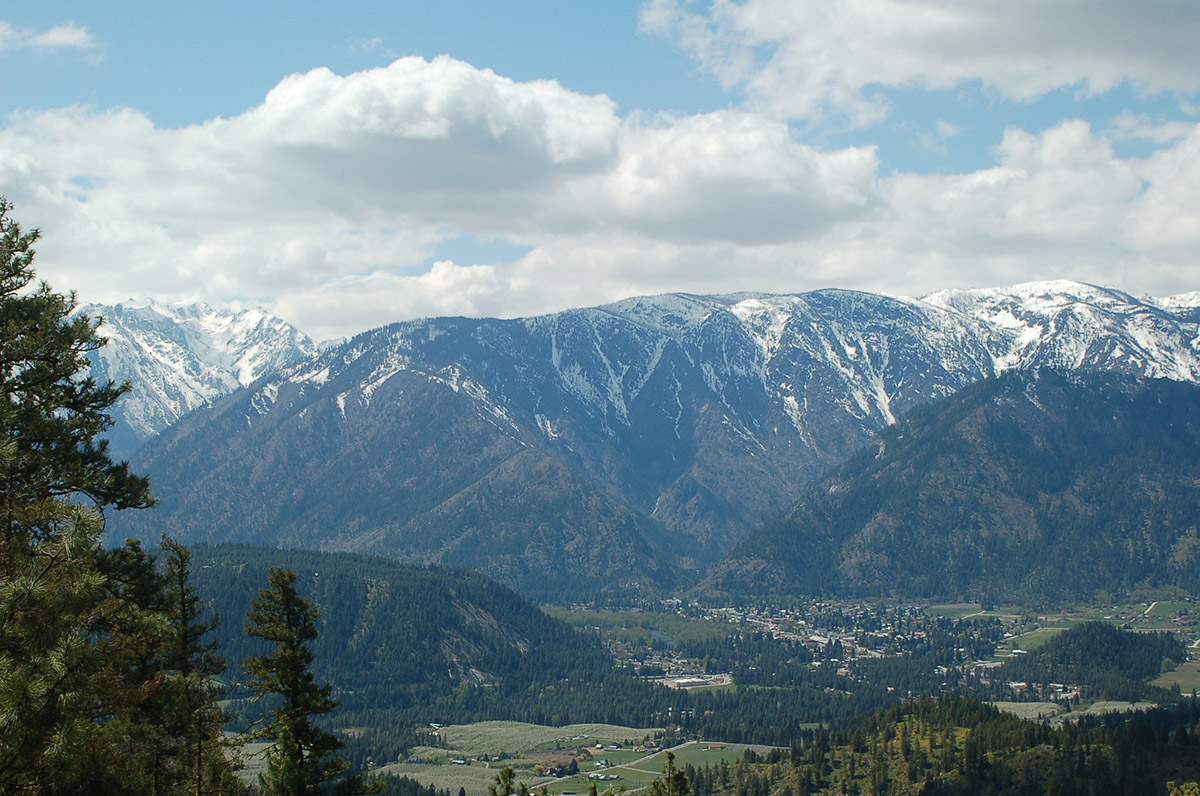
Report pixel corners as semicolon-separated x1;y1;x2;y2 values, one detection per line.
2;1;1199;341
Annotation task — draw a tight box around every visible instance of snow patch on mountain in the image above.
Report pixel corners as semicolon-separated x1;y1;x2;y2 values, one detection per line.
80;298;317;456
100;279;1200;473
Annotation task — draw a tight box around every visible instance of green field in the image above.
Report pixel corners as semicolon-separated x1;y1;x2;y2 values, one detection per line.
377;722;664;796
1152;661;1200;694
995;623;1076;655
375;760;505;795
375;723;783;796
926;603;984;620
435;721;661;758
643;741;783;770
1066;701;1159;719
990;702;1064;720
539;741;784;796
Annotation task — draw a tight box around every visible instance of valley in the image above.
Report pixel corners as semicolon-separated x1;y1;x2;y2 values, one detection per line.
185;541;1198;792
89;282;1200;793
10;252;1200;794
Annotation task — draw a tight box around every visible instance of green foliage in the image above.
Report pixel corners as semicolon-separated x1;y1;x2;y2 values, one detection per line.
245;566;368;795
0;201;235;794
370;775;451;796
712;370;1200;605
487;766;519;796
161;537;239;794
0;499;108;792
1000;621;1186;702
647;751;692;796
0;198;151;522
686;694;1200;796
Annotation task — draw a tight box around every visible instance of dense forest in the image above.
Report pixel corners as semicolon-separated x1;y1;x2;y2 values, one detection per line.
191;544;678;766
705;370;1200;606
998;621;1186;703
681;695;1200;796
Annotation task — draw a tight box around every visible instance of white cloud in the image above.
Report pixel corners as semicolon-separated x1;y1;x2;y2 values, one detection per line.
2;55;1198;340
641;0;1200;124
0;56;885;337
0;21;97;52
1107;110;1193;145
572;110;880;244
935;120;961;140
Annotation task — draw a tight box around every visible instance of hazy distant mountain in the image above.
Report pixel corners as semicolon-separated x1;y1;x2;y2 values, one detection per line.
108;281;1200;601
703;370;1200;604
80;298;318;457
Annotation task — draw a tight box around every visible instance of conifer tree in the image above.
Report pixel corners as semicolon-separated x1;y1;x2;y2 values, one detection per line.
0;491;108;792
0;199;151;527
0;199;152;792
245;567;368;795
0;200;235;794
647;751;692;796
162;536;239;795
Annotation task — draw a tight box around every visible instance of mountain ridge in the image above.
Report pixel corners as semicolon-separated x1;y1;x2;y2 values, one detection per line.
80;297;318;457
108;280;1200;601
702;369;1200;604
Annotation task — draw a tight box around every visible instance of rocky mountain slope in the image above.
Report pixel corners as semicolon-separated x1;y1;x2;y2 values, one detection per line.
109;281;1200;601
80;299;318;457
702;369;1200;604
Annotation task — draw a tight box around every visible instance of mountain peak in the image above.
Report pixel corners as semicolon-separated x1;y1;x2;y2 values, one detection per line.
81;298;318;457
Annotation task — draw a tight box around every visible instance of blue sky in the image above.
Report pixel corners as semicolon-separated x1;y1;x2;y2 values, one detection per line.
2;1;1198;339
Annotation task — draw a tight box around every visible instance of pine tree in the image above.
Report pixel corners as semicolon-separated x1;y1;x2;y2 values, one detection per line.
0;199;155;792
0;199;151;528
647;751;692;796
162;537;239;795
0;201;236;794
244;567;363;795
0;493;108;792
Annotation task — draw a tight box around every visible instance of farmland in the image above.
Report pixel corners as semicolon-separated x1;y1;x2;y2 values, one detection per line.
373;721;782;796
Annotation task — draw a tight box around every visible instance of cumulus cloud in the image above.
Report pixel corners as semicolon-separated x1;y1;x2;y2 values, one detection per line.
641;0;1200;124
2;54;1198;340
1;56;888;337
0;21;97;52
1107;110;1193;144
572;110;880;244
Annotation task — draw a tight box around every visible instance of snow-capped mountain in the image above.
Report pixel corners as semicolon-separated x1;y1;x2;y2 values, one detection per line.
109;280;1200;600
80;299;318;457
923;281;1200;378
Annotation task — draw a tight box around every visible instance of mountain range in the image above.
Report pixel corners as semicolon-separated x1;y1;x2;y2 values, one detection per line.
702;369;1200;604
80;298;317;458
101;281;1200;602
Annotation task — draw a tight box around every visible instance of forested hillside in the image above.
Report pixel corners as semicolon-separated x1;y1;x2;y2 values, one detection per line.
998;622;1186;703
192;545;676;764
683;695;1200;796
706;370;1200;604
